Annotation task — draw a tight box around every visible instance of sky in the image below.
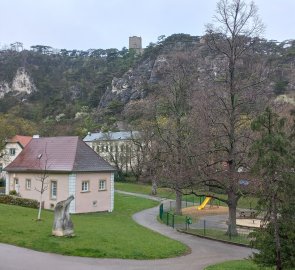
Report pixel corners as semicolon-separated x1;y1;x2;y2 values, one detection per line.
0;0;294;51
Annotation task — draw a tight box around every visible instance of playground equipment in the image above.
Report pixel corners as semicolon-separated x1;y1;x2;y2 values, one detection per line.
197;197;212;210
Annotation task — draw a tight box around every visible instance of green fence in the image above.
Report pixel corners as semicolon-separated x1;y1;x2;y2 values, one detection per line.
159;203;193;229
159;203;252;245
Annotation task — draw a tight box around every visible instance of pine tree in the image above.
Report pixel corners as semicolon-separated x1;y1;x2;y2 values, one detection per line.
250;107;295;270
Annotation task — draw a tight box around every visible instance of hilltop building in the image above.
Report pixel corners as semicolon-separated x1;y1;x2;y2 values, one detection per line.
129;36;143;54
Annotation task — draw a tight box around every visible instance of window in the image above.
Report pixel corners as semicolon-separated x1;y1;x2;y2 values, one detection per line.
14;178;19;193
25;179;31;190
51;181;57;199
99;180;106;191
82;181;89;192
9;148;16;156
105;145;109;152
0;163;2;173
96;145;100;152
14;178;19;186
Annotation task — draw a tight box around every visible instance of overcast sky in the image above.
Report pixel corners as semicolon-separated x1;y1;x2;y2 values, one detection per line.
0;0;294;51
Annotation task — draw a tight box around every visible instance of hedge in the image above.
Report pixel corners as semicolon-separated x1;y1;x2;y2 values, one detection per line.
0;195;39;208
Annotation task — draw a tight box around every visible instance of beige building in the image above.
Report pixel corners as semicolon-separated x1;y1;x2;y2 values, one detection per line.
4;136;115;213
83;131;141;173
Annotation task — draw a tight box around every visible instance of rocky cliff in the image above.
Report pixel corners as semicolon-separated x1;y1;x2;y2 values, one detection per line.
99;37;295;111
0;67;36;99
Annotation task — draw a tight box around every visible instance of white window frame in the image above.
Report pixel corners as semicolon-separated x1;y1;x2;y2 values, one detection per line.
82;181;89;192
25;179;31;190
14;178;19;188
50;181;57;200
9;148;16;156
99;180;106;191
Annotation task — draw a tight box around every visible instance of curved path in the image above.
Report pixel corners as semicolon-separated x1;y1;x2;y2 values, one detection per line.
0;193;253;270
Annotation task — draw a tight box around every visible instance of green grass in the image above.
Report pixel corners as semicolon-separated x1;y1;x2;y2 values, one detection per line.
204;259;274;270
0;193;188;259
185;228;250;245
115;182;259;209
115;182;175;198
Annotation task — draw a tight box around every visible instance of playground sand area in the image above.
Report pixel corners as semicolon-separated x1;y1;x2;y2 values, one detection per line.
236;218;262;228
182;205;262;228
182;205;229;216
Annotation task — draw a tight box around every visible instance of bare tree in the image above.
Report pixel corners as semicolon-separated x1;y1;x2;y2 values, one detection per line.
35;145;50;221
128;130;151;182
188;0;271;235
151;52;199;214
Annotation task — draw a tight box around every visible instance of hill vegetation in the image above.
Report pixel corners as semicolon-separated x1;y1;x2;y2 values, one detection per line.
0;34;294;140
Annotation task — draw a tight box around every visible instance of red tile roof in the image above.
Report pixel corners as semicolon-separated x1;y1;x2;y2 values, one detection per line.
5;136;115;173
7;135;32;148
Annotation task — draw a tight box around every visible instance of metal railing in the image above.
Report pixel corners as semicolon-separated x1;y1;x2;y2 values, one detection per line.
159;201;252;245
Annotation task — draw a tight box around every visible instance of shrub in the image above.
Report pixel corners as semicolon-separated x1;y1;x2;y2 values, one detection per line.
0;195;39;208
9;190;17;195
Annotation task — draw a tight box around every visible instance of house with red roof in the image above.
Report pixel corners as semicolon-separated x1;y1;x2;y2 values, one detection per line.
0;135;32;183
4;136;116;213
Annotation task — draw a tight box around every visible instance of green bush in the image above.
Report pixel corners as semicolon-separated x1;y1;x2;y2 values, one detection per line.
0;195;39;208
9;190;17;195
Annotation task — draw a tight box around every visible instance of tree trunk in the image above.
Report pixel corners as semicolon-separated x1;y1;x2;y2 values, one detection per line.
175;189;182;215
38;193;42;220
227;192;238;236
272;194;282;270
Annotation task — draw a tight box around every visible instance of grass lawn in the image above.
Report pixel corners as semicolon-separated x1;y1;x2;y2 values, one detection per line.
115;182;175;198
204;260;274;270
115;182;259;209
0;193;188;259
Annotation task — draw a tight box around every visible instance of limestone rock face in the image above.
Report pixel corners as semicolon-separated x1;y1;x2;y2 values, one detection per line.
98;57;156;109
98;40;205;110
0;67;36;99
52;195;74;237
0;82;10;99
12;67;36;94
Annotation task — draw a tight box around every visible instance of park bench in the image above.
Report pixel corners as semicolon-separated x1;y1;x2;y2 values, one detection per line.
239;210;257;218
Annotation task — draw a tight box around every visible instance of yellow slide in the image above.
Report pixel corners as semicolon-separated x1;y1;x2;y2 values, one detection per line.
198;197;212;210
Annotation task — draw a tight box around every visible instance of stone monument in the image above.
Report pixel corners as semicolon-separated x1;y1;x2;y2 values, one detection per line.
52;195;74;237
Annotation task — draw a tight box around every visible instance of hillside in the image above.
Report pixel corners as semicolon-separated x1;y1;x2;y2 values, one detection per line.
0;34;294;136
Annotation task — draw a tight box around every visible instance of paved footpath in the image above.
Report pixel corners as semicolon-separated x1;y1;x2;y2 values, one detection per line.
0;192;254;270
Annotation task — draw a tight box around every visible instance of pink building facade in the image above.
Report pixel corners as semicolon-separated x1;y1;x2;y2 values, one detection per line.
5;137;115;213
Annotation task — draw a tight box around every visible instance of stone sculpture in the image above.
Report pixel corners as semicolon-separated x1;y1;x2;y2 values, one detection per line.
52;195;74;237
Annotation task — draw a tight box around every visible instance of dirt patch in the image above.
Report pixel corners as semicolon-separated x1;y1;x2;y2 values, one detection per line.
182;205;229;217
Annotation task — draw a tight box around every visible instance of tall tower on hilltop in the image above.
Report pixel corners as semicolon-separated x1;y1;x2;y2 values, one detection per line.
129;36;143;54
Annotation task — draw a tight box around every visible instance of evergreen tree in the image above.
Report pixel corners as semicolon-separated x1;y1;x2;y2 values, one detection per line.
250;107;295;270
